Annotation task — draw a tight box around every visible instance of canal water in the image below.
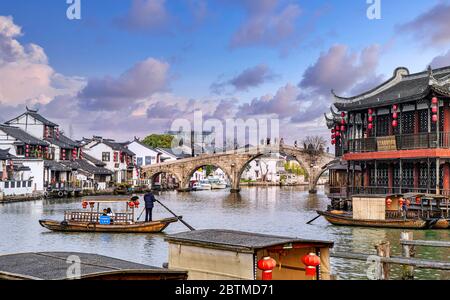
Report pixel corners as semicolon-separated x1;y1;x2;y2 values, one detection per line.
0;186;449;280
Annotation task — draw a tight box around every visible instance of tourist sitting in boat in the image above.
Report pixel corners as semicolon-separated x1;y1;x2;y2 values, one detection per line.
106;208;115;224
102;209;108;216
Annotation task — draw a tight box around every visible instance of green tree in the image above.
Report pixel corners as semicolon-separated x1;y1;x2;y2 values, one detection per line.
142;134;174;148
205;165;213;177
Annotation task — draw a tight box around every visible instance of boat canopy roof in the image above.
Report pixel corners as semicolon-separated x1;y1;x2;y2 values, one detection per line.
0;252;187;280
81;195;138;203
165;229;333;253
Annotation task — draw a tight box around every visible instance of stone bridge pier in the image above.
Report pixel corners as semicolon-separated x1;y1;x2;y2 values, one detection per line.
142;145;335;194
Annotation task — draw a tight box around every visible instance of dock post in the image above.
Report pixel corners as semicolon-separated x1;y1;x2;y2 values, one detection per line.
375;241;390;280
401;231;415;280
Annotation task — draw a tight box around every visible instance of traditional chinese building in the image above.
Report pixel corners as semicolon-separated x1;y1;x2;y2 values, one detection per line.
325;66;450;199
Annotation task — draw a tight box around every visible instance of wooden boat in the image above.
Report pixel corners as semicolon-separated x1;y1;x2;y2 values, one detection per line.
317;210;428;229
39;195;179;233
319;192;450;229
39;217;179;233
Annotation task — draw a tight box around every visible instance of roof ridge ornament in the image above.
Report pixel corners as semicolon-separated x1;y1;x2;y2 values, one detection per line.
25;106;38;113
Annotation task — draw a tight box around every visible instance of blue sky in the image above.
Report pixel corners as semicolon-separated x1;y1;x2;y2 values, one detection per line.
0;0;449;143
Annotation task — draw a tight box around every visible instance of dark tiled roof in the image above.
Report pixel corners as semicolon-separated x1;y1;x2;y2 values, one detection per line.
0;149;14;160
45;134;80;149
0;124;48;146
6;108;58;127
82;153;106;167
61;159;113;175
0;252;185;280
333;66;450;110
44;160;72;172
165;229;333;252
101;139;135;156
128;139;160;153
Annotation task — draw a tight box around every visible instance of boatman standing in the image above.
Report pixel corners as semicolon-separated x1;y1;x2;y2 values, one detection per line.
144;191;157;222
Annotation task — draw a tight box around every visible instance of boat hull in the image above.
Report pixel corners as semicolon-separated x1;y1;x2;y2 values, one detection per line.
211;184;227;189
317;211;428;229
39;217;179;233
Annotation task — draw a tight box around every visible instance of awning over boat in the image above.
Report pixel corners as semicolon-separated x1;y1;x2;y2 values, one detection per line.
0;252;187;280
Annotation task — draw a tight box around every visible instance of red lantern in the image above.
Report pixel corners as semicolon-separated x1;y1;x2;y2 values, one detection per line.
341;118;346;125
432;97;438;104
415;196;421;205
392;120;398;127
341;112;346;118
340;125;345;131
432;114;438;123
82;201;88;209
393;104;398;111
331;140;336;145
128;202;135;209
368;108;373;115
331;129;335;133
331;134;336;139
386;198;392;208
134;200;140;208
368;116;373;123
89;202;95;209
368;123;373;130
393;112;398;119
257;257;277;280
335;132;341;137
335;125;340;131
432;106;438;114
302;253;320;277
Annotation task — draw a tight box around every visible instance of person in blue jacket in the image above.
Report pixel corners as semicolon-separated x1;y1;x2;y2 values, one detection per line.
144;191;157;222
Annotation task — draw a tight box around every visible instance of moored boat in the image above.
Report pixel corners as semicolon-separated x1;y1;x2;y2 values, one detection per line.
318;193;450;229
39;196;179;233
317;210;428;229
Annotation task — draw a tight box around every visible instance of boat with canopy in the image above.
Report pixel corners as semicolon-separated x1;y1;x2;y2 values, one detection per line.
39;195;179;233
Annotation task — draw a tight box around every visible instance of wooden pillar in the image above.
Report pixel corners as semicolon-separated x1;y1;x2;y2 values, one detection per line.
375;241;391;280
413;163;419;191
444;102;450;147
436;158;440;195
364;162;370;188
401;232;415;280
399;159;403;194
388;163;393;193
443;162;450;195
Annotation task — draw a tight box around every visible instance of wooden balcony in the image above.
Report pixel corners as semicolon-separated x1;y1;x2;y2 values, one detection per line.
347;132;450;153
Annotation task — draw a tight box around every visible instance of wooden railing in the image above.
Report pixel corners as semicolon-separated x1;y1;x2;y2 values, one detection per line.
64;211;133;224
348;132;450;153
331;232;450;280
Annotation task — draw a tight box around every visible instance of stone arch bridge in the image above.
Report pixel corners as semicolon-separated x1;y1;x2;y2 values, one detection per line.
142;145;335;193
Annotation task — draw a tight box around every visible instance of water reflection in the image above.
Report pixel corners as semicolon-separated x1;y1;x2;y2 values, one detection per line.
0;186;448;279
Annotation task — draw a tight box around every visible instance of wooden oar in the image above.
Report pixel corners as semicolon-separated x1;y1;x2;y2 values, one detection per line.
137;208;145;221
155;199;196;231
306;214;321;225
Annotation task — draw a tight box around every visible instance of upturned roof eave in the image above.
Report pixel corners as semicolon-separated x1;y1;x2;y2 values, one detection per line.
333;88;432;111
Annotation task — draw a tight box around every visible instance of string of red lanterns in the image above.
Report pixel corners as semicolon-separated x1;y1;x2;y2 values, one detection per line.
431;96;438;123
392;104;398;128
367;108;373;131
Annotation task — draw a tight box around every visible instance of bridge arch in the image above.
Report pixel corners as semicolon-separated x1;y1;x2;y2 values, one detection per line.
185;163;233;189
235;150;314;192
